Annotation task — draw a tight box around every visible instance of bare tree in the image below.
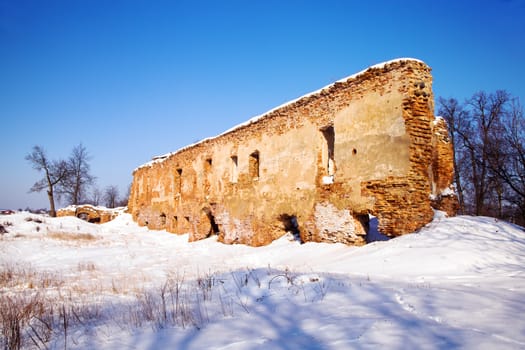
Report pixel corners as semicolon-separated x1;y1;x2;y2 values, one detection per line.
25;146;69;217
467;90;510;216
90;187;103;206
60;143;95;205
439;90;524;224
104;185;119;208
117;183;131;207
487;99;525;223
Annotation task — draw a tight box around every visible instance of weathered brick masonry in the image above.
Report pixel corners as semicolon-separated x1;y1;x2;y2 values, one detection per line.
129;58;458;246
57;205;121;223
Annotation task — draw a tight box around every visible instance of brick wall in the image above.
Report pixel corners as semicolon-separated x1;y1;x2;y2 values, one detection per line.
129;59;458;246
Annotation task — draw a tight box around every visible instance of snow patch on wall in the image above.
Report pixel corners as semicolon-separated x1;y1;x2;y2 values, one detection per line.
430;185;457;200
322;176;334;185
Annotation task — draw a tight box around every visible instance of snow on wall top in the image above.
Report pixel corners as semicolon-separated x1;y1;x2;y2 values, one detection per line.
58;204;126;212
136;58;425;171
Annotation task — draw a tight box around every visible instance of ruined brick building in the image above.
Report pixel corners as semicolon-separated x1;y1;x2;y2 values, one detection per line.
57;205;122;223
128;58;458;246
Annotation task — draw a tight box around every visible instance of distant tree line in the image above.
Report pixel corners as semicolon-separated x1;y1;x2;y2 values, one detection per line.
26;144;129;217
438;90;524;225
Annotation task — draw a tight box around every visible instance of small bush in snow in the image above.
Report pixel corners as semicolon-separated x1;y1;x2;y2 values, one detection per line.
25;217;43;224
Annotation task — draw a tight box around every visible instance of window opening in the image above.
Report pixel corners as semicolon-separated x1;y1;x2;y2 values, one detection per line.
249;151;260;180
205;158;212;172
230;155;238;183
160;213;166;227
175;168;182;193
321;126;335;176
203;207;220;235
278;214;301;242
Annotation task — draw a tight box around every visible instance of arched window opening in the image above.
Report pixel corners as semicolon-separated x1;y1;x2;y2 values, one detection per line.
203;207;220;235
278;214;301;242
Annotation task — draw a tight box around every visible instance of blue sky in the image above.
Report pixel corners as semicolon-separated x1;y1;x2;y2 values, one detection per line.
1;0;524;210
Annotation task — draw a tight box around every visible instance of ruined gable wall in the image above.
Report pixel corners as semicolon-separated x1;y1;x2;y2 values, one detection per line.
129;59;457;246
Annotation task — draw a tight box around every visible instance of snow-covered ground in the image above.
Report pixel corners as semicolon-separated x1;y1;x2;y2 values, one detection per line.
1;211;524;349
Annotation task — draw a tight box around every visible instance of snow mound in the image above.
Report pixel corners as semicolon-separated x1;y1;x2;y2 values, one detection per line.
1;213;524;349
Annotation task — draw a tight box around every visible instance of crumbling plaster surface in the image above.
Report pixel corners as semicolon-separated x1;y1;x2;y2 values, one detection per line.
129;58;458;246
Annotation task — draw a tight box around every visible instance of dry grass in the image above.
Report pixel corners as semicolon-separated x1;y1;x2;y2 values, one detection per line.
0;262;330;349
0;263;64;290
0;293;48;350
46;232;98;241
77;261;97;272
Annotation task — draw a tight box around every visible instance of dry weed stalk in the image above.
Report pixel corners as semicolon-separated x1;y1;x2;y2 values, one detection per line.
0;263;333;348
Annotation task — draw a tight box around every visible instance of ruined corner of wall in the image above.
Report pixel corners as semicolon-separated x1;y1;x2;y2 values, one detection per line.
430;116;460;217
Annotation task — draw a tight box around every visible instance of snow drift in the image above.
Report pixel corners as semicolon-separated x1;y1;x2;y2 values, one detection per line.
0;211;524;349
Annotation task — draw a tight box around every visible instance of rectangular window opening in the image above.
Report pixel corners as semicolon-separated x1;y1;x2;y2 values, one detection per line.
249;151;260;180
205;158;212;172
230;155;238;183
175;168;183;193
321;126;335;176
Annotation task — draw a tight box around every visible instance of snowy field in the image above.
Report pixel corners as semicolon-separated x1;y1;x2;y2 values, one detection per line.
1;211;524;349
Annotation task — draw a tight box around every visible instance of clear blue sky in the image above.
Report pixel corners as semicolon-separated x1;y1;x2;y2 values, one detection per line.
1;0;524;210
